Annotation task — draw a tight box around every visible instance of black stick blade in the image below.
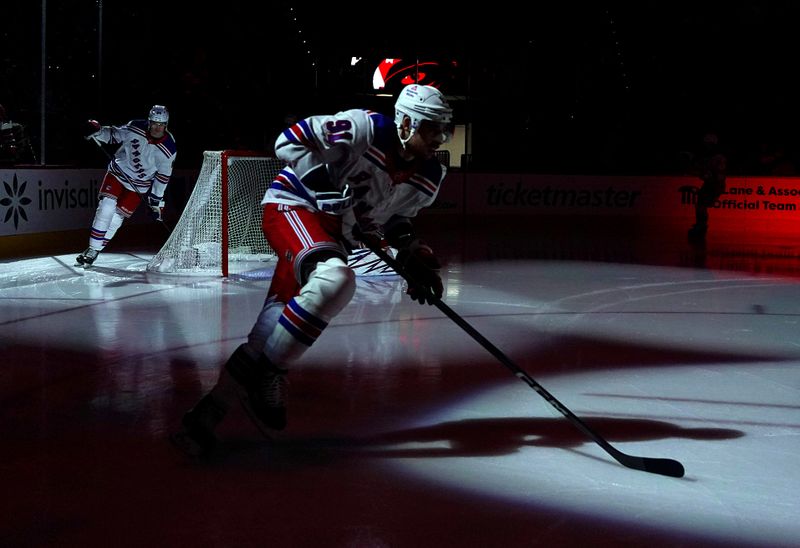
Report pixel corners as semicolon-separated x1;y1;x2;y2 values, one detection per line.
643;457;685;478
617;453;685;478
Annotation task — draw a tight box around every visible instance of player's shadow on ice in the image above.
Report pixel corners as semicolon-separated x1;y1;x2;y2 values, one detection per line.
221;417;741;465
340;417;742;458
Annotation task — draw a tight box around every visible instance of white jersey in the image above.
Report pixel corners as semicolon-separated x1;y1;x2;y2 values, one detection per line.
94;119;177;199
266;109;447;243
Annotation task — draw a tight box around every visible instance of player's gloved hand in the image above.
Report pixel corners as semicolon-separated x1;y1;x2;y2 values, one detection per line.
352;223;385;250
396;239;443;305
84;119;102;140
147;194;165;221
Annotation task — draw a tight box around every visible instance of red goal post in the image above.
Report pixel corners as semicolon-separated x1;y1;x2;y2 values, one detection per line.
147;150;283;276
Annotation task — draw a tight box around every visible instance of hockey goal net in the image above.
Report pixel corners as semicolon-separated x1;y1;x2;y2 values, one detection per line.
146;150;283;276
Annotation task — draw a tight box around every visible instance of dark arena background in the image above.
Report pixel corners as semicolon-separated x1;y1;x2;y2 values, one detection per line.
2;3;800;547
4;2;800;174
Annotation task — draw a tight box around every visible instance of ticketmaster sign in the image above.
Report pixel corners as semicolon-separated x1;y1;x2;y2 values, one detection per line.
431;173;800;230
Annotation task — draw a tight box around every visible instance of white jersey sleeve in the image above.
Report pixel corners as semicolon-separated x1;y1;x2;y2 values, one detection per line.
266;109;447;245
274;108;373;193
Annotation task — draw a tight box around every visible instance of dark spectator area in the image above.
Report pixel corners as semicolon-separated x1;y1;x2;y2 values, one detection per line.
3;2;800;175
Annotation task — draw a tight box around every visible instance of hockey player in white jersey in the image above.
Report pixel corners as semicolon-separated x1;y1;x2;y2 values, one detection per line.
172;84;452;456
76;105;177;267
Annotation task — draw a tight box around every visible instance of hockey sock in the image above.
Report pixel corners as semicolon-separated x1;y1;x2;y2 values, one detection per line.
264;257;355;365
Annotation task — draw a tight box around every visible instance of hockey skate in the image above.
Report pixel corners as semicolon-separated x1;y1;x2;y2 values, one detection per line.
75;247;100;267
170;394;228;457
225;344;289;436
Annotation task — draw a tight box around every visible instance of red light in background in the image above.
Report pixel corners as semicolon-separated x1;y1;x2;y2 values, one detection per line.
373;59;442;90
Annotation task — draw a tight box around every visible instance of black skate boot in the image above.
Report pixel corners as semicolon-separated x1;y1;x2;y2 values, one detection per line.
75;247;100;267
170;394;228;457
224;344;288;435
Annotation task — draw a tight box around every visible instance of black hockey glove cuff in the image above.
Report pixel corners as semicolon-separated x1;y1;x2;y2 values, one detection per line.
354;216;416;250
383;218;416;249
352;223;385;250
397;239;443;306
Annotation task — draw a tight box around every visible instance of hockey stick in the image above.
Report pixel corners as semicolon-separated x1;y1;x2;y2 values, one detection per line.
90;136;172;233
367;243;685;478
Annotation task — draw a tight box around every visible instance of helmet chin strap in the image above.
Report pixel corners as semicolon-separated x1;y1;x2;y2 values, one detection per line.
397;117;416;150
397;130;418;161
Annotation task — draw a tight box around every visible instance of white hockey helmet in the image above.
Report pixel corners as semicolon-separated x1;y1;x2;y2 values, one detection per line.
394;85;452;143
148;105;169;124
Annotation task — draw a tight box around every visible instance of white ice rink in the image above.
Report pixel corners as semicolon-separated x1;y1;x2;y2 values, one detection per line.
2;250;799;547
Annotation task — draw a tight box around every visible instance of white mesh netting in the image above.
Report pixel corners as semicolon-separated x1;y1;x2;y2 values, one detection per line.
147;151;284;275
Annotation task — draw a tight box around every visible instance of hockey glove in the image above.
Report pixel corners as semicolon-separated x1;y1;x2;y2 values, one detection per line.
84;119;102;140
147;194;165;221
352;223;386;250
396;240;443;305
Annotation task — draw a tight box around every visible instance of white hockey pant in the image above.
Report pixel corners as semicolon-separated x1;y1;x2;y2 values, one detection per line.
89;197;125;250
247;256;355;367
